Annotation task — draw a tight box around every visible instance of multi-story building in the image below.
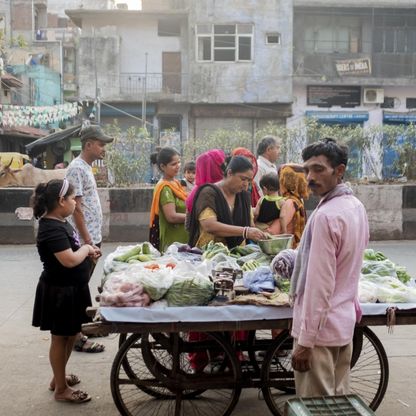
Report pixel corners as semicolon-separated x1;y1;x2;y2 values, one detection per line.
0;0;81;154
66;0;293;147
291;0;416;130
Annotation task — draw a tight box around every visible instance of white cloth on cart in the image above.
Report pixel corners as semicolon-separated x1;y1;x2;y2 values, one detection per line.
99;303;416;323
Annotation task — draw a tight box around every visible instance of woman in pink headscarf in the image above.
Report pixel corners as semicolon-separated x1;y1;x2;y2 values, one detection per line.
186;149;226;371
231;147;261;207
186;149;226;213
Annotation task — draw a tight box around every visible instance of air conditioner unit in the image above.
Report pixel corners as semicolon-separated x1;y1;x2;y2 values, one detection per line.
363;88;384;104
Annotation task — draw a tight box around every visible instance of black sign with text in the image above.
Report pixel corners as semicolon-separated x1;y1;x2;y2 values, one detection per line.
307;85;361;108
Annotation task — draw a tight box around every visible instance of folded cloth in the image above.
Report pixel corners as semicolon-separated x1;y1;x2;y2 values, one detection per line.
243;266;275;293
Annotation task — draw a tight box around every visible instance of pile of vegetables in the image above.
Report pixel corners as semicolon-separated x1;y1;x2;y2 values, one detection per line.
362;249;412;284
114;242;154;263
359;249;415;303
202;241;230;259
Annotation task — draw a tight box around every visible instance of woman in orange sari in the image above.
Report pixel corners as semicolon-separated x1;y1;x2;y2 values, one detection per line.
278;164;310;248
149;147;188;253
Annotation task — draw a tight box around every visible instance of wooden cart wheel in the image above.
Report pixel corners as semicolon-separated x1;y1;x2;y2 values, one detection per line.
136;331;242;416
141;332;206;399
261;329;296;416
349;326;389;410
261;327;389;415
114;332;204;402
118;333;128;349
111;332;178;405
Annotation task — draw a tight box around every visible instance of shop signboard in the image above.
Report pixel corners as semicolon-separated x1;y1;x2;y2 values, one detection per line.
307;85;361;107
335;57;371;76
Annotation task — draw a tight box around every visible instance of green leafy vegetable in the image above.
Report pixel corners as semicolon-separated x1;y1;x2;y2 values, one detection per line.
165;276;214;306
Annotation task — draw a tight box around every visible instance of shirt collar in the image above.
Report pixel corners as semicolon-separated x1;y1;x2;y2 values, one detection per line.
258;155;276;168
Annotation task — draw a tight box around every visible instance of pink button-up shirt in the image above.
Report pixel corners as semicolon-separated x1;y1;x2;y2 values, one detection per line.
291;193;369;348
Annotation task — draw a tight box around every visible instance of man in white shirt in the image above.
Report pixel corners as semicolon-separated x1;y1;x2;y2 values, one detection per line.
254;135;281;195
66;124;113;353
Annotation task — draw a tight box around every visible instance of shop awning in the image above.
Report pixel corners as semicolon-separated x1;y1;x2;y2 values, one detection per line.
25;124;82;153
305;111;369;124
1;73;23;88
383;111;416;124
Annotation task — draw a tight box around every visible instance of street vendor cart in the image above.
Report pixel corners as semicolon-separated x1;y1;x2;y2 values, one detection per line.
82;303;416;416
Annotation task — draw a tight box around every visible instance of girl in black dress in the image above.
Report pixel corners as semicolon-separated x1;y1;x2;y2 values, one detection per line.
31;178;100;403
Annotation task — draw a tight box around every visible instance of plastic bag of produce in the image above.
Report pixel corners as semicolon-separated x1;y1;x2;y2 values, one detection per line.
207;252;241;271
376;284;416;303
100;277;151;307
237;251;271;267
103;243;160;275
361;259;397;277
363;249;387;261
358;280;379;303
360;273;416;303
137;268;174;301
165;273;214;306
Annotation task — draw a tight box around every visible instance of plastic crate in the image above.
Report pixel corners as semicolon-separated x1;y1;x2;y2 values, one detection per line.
284;395;376;416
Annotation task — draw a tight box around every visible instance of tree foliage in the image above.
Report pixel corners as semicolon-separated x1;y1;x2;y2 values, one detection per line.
103;120;416;186
104;121;153;187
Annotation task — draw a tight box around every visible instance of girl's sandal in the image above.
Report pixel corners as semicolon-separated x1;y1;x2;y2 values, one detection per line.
55;389;91;403
49;374;81;391
74;335;105;353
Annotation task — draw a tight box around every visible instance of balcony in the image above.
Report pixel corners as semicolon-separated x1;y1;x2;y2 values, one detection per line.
78;72;189;102
294;52;416;84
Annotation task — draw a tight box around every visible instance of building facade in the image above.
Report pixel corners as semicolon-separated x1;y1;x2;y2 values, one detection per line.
66;0;293;149
291;0;416;176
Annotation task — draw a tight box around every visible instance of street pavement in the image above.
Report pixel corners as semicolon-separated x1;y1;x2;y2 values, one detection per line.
1;241;416;415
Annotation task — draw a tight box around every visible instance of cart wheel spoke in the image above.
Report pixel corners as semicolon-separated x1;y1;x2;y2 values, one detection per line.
261;330;295;416
350;326;389;410
261;326;389;415
111;331;242;416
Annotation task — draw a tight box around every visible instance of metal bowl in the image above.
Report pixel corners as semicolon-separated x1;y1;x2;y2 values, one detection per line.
258;234;294;255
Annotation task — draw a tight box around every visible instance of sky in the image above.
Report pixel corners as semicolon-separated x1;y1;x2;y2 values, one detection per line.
120;0;141;9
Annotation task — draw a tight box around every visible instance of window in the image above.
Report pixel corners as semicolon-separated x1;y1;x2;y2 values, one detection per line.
406;98;416;109
373;11;416;53
266;32;281;45
158;19;181;37
381;97;395;109
196;23;253;62
303;16;361;53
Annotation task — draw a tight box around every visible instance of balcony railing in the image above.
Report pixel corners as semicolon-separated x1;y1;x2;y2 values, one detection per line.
118;72;187;96
78;72;189;101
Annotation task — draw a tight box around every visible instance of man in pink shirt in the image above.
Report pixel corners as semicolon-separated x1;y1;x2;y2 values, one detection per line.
290;138;369;396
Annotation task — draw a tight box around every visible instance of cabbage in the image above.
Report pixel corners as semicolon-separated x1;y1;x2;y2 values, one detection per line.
165;275;214;306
